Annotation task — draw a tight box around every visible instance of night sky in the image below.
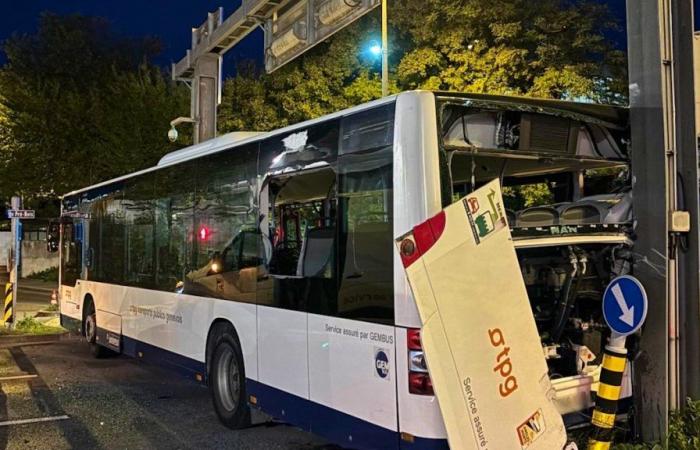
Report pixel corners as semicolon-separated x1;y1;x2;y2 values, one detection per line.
0;0;691;77
0;0;262;75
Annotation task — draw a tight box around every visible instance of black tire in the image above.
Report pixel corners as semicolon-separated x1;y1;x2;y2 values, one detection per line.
84;302;109;358
209;323;251;429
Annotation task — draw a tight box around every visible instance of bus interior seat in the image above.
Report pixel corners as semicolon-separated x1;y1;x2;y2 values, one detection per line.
297;227;335;278
515;206;559;227
558;191;632;225
505;209;517;226
558;202;607;225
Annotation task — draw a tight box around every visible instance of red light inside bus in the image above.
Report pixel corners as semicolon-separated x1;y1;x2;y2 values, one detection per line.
198;226;211;241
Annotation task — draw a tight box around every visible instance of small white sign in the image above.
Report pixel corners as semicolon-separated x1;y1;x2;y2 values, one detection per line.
7;210;35;219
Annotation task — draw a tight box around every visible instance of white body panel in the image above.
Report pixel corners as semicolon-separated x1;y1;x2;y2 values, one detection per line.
392;92;449;441
257;305;309;398
308;314;397;432
97;309;121;335
64;280;258;379
393;91;443;330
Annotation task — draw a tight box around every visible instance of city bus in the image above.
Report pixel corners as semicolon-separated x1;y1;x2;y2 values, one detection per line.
56;91;632;449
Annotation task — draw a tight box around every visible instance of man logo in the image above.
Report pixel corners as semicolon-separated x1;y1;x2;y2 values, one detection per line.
375;349;390;379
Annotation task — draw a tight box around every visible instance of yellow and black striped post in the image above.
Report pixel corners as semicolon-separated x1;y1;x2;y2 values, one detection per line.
3;282;13;324
588;344;628;450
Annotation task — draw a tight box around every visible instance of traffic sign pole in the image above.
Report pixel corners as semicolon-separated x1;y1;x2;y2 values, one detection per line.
588;276;648;450
9;196;20;328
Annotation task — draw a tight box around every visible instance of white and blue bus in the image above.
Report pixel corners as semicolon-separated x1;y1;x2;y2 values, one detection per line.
57;91;632;449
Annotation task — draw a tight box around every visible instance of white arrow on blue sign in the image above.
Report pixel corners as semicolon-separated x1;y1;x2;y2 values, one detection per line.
602;275;648;336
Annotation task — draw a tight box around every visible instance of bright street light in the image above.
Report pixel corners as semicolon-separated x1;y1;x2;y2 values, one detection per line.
369;42;382;57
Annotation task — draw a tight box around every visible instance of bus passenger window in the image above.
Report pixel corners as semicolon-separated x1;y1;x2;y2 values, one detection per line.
264;168;337;312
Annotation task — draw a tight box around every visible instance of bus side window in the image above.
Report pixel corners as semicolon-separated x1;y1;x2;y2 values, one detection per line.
336;103;395;324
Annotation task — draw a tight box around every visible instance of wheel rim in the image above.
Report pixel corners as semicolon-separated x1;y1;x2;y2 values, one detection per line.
216;346;240;413
86;315;96;342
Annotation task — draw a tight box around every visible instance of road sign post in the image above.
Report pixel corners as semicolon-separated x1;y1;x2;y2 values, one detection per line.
588;276;648;450
8;197;20;328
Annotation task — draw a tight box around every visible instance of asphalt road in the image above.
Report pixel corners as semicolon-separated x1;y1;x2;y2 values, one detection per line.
0;340;331;450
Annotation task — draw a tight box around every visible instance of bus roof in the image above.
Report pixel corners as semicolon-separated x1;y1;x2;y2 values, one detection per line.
435;92;628;128
62;91;628;199
62;94;397;199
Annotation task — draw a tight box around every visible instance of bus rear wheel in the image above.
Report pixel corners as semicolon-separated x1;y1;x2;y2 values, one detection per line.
209;325;250;429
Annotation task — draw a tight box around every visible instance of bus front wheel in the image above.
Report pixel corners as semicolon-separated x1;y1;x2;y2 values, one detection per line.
84;302;108;358
209;324;251;429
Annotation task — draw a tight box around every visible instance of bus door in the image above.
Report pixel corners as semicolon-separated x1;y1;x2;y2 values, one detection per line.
57;216;83;318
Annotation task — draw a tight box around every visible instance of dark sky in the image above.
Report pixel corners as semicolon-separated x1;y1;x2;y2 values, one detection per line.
0;1;691;76
0;0;263;75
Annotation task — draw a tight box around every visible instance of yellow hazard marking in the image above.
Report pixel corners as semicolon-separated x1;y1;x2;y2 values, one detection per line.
4;282;13;324
588;439;611;450
592;410;616;428
598;383;622;401
602;354;626;373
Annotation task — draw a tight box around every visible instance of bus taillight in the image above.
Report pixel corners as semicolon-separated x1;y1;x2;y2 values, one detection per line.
407;328;434;395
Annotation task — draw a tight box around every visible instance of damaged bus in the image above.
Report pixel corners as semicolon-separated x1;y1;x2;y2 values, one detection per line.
56;91;632;449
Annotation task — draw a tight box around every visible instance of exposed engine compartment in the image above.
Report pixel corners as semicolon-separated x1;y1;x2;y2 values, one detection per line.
517;244;633;379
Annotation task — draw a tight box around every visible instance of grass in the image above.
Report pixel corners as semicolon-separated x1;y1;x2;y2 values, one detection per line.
0;316;65;336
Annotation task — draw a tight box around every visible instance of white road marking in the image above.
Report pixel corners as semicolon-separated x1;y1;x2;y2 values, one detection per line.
0;374;38;382
0;415;70;427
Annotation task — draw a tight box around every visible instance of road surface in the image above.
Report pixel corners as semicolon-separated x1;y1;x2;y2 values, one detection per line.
0;339;331;449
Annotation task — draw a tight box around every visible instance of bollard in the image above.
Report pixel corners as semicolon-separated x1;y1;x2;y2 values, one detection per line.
587;342;628;450
3;282;13;324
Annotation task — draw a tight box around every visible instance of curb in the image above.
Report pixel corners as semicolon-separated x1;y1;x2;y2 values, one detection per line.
17;287;53;294
0;332;77;347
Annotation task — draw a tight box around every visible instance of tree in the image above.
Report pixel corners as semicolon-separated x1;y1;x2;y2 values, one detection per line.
0;13;189;204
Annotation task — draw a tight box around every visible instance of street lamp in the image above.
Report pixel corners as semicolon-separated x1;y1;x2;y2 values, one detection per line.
368;41;382;57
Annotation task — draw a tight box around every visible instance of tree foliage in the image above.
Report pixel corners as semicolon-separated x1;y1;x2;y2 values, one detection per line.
0;13;189;202
393;0;626;102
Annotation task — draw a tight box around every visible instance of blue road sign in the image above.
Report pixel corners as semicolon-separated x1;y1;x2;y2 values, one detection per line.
603;275;648;336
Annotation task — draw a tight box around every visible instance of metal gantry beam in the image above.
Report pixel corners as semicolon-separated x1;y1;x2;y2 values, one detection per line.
172;1;292;80
171;1;295;143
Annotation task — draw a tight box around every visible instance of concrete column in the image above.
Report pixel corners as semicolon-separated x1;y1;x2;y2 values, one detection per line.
192;53;221;144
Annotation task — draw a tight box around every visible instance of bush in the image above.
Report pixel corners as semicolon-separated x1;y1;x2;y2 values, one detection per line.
612;398;700;449
26;266;59;282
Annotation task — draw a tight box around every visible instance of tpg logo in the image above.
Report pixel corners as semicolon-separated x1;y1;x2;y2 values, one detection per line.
375;349;390;379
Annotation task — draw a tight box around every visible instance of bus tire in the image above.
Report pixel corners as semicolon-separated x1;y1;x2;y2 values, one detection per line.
209;323;251;429
84;301;109;359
